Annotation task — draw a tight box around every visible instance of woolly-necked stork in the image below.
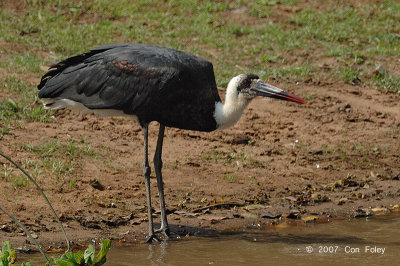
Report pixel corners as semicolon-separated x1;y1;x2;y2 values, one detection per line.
38;43;306;242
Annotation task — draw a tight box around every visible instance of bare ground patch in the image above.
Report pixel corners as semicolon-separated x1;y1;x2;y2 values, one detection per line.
1;81;399;248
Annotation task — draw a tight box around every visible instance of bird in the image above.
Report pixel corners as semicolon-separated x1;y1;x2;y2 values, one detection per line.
38;43;306;242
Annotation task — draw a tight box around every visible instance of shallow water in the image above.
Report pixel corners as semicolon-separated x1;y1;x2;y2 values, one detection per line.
19;214;400;265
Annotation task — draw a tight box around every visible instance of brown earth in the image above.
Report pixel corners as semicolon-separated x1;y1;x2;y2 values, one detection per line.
1;80;399;250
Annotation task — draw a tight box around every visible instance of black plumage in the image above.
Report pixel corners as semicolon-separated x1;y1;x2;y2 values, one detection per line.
39;43;221;131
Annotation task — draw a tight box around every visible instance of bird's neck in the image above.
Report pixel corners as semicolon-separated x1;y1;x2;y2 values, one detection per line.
213;88;250;129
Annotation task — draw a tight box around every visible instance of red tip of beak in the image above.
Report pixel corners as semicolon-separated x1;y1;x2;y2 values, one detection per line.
253;81;307;104
284;91;307;104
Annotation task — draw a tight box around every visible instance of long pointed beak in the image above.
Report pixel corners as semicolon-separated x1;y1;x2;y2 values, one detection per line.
253;80;306;104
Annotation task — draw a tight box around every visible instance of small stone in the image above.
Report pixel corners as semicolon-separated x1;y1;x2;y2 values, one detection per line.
338;198;348;205
120;230;130;235
370;207;389;215
130;219;141;225
121;213;134;220
285;196;297;202
244;204;268;211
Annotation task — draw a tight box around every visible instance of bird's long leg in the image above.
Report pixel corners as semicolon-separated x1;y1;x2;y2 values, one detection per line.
143;124;159;243
153;124;170;238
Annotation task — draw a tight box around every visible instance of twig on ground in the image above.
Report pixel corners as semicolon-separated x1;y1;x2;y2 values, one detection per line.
0;151;71;251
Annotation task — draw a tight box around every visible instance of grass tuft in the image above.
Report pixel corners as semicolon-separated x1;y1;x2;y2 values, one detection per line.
373;69;400;93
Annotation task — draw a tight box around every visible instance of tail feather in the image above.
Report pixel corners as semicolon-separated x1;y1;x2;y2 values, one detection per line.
41;98;134;118
42;98;86;111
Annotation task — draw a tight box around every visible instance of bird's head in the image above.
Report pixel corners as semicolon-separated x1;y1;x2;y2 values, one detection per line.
215;74;306;129
226;74;306;104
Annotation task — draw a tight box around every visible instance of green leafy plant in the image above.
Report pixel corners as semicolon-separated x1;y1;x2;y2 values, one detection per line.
1;241;16;266
51;239;111;266
1;240;111;266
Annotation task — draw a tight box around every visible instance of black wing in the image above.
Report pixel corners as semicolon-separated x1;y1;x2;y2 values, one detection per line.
38;44;220;124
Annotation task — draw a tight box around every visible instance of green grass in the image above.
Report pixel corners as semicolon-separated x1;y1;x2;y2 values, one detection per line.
0;77;51;124
16;139;99;178
373;69;400;93
290;5;400;56
0;164;30;189
0;98;51;124
11;175;29;189
224;172;235;182
0;0;399;153
0;127;10;136
0;0;399;88
0;53;43;74
339;67;361;85
319;141;390;170
264;64;318;81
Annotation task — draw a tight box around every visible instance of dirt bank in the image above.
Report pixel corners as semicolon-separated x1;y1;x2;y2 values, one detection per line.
1;80;399;249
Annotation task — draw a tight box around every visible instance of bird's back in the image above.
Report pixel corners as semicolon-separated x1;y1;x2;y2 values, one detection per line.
38;43;221;131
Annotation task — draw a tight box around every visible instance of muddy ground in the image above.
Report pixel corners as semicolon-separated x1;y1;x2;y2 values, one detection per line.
1;79;400;250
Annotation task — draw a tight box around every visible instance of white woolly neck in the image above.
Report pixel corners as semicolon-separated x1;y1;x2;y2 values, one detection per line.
213;76;251;129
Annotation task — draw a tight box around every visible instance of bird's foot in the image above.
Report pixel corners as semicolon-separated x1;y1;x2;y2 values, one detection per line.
146;233;161;243
154;227;180;240
154;227;170;239
147;226;179;242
